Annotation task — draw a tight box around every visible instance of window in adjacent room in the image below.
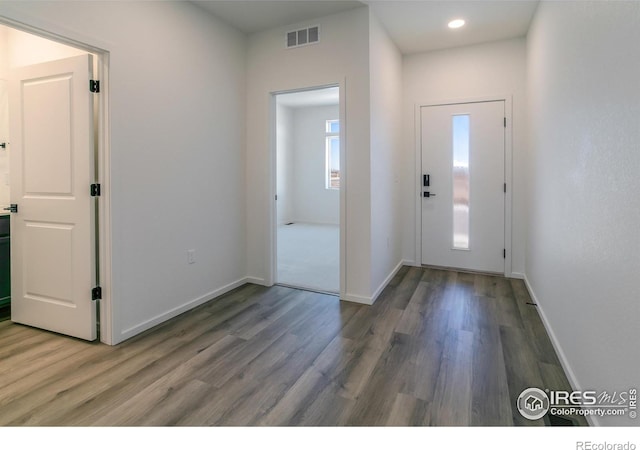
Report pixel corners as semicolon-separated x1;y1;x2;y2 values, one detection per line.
325;119;340;189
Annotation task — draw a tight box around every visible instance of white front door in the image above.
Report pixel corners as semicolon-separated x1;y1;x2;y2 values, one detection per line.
9;54;97;340
421;101;505;273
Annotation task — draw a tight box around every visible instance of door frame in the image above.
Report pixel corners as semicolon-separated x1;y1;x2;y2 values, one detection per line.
268;81;346;299
0;16;113;344
414;95;513;277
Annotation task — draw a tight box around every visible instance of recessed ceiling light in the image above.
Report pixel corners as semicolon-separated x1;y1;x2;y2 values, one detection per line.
448;19;466;29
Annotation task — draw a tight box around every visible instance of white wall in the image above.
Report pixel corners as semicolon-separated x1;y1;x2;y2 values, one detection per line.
526;1;640;426
290;104;339;225
276;102;294;225
402;38;527;276
0;26;6;75
246;7;373;301
5;26;86;67
277;103;340;226
0;1;247;344
369;12;403;295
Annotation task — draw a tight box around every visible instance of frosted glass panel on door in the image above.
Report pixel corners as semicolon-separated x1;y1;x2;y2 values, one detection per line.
452;114;470;249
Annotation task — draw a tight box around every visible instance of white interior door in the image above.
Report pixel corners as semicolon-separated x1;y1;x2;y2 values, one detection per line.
9;54;97;340
421;101;505;273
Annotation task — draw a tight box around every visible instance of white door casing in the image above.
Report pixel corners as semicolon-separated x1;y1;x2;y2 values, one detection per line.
9;54;97;340
421;101;505;274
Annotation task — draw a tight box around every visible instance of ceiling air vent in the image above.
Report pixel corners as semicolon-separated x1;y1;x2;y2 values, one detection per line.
286;25;320;49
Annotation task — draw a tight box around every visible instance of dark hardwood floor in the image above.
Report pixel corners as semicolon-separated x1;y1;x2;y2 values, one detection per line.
0;266;586;426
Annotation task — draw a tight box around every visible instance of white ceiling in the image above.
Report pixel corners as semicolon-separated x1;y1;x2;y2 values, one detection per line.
193;0;539;55
192;1;362;34
276;86;339;108
365;1;539;54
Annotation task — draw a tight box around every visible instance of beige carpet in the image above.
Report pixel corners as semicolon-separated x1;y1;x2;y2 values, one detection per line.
277;223;339;293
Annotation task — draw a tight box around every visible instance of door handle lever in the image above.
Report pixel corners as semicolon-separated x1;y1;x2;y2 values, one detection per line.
423;192;436;198
3;204;18;213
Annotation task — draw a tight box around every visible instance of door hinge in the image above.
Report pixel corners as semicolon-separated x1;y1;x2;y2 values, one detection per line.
92;286;102;301
503;249;506;259
90;183;101;197
89;80;100;93
504;117;507;127
504;183;507;193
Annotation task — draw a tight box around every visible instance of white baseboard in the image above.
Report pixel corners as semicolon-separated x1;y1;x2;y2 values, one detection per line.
283;220;340;227
510;271;525;280
116;276;252;344
371;260;405;304
341;260;406;306
341;293;374;305
403;259;420;267
522;275;597;426
244;276;268;286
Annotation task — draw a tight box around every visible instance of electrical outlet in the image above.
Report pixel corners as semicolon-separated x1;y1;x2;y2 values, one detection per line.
187;249;196;264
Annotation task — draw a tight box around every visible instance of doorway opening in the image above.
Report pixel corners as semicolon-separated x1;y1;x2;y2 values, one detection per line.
273;86;340;295
0;20;111;343
0;24;94;323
